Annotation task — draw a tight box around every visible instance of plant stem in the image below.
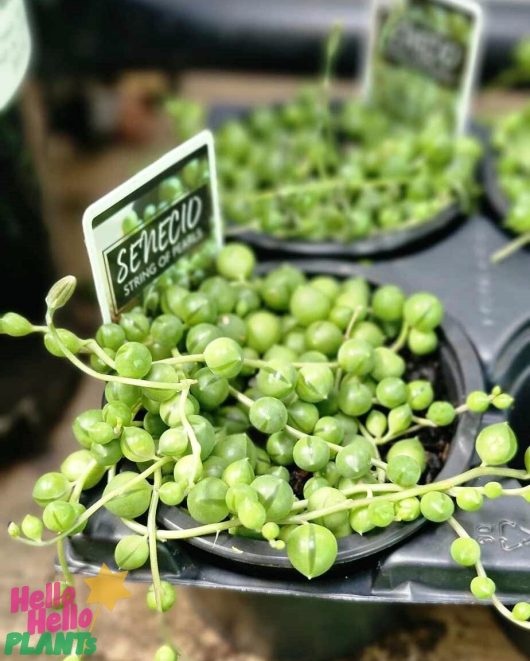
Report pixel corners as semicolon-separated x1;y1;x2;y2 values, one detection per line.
292;361;339;369
154;353;205;366
378;405;452;446
358;391;491;446
282;466;529;525
455;392;495;416
450;484;530;498
284;483;403;518
121;518;148;535
284;421;341;452
84;339;117;370
491;232;530;264
224;222;262;236
31;324;115;370
491;594;530;631
179;387;202;488
228;385;254;408
158;518;240;540
45;309;194;391
126;483;406;539
358;421;386;482
411;415;437;428
371;458;388;471
148;468;162;612
334;306;363;389
70;459;98;503
377;423;424;445
243;357;338;371
240;358;267;371
14;458;171;547
124;478;530;545
448;517;530;631
342;482;402;498
119;517;243;541
447;515;469;540
344;306;364;339
285;424;305;440
358;421;376;445
284;498;358;524
57;538;74;586
390;322;410;353
229;384;353;454
316;24;342;179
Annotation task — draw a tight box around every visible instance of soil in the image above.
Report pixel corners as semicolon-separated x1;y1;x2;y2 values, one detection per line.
402;347;456;484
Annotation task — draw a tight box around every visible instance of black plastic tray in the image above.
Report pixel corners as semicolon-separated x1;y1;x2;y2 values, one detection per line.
483;146;510;221
60;212;530;659
64;214;530;599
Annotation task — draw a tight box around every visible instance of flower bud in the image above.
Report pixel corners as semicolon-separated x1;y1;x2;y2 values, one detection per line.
46;275;77;310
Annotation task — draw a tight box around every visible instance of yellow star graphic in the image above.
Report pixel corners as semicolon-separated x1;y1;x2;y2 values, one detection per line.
83;563;132;612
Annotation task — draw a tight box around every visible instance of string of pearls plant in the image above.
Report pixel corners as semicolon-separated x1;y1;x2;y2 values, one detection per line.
4;243;530;661
490;102;530;263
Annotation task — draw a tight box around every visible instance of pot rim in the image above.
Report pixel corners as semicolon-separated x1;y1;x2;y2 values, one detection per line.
158;261;484;571
228;203;462;258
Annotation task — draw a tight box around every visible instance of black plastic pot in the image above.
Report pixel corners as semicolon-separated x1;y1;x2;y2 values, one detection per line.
211;105;471;260
229;203;463;260
158;260;483;573
482;134;530;265
0;102;81;462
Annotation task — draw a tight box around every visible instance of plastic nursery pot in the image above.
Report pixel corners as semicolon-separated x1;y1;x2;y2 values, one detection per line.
158;259;484;574
229;203;462;260
481;117;528;251
211;105;469;260
482;110;530;262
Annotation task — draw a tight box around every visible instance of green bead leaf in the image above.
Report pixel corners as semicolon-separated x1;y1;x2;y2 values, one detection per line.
286;523;338;579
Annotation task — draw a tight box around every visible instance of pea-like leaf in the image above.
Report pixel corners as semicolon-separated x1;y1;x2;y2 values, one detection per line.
286;523;338;579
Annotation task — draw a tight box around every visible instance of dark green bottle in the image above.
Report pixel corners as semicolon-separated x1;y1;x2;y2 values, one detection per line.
0;3;79;461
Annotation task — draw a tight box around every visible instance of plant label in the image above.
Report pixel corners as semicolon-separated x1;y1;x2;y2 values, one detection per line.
83;130;222;322
0;0;31;110
363;0;483;134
